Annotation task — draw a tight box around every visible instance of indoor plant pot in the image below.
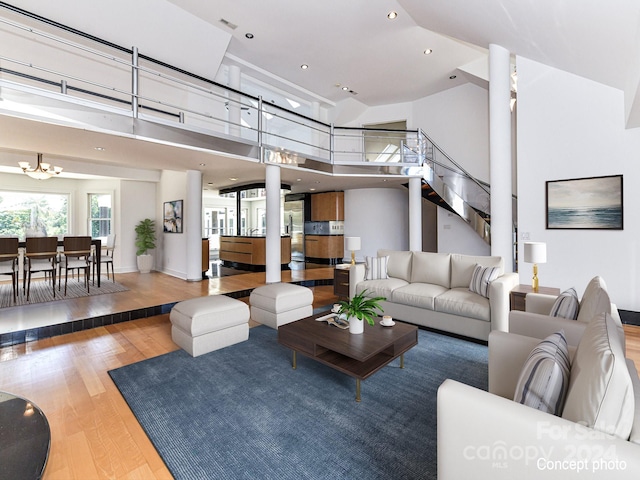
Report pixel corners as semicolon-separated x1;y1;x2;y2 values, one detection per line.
135;218;156;273
337;289;385;335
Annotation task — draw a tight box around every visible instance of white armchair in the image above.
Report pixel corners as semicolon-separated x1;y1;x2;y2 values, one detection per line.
509;276;620;346
438;313;640;479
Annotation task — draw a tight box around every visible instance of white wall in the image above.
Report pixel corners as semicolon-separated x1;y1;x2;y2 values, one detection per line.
437;207;491;256
344;188;409;262
120;180;157;273
158;170;188;279
412;83;490;182
517;56;640;311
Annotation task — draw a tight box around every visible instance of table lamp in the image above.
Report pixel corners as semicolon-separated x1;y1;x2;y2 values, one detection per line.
345;236;361;265
523;242;547;292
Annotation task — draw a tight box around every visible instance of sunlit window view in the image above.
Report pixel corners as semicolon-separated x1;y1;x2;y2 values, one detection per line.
0;190;68;239
89;193;112;238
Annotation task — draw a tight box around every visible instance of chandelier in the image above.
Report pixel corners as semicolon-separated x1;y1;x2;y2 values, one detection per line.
18;153;63;180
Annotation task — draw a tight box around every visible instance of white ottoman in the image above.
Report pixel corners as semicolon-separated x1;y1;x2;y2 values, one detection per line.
250;283;313;329
170;295;249;357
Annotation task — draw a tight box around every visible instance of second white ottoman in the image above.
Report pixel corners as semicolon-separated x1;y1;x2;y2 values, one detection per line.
250;283;313;329
170;295;249;357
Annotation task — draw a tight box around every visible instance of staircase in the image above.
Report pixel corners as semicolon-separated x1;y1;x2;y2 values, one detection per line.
419;132;494;245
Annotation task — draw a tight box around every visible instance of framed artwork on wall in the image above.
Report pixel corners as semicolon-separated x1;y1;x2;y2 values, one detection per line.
546;175;623;230
163;199;183;233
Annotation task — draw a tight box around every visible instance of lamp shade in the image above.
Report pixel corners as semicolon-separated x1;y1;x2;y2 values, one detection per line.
345;236;361;251
523;242;547;264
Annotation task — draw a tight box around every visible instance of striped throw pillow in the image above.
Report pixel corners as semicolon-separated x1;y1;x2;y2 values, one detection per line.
549;288;579;319
364;256;389;280
468;264;500;298
514;330;571;415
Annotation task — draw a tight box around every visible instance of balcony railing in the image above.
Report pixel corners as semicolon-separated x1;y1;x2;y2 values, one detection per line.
0;10;424;169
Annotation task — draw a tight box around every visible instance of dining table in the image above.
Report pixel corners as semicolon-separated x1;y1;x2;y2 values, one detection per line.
18;238;102;288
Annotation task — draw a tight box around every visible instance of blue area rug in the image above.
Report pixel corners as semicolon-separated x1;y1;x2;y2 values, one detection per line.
109;326;487;479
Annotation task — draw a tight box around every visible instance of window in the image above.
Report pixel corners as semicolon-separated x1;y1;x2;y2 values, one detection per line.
0;190;68;239
89;193;112;238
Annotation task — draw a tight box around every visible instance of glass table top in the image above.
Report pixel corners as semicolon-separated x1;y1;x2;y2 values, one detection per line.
0;391;50;480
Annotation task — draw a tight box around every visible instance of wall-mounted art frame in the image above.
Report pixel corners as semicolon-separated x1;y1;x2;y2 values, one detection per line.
546;175;623;230
163;199;183;233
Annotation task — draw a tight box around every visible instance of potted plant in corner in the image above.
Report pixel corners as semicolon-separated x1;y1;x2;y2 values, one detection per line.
337;289;386;334
135;218;156;273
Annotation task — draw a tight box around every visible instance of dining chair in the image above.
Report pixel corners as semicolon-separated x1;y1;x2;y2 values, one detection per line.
24;237;59;301
0;237;20;303
59;236;92;296
91;234;116;284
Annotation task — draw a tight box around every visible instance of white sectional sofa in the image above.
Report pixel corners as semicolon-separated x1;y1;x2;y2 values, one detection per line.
438;312;640;479
350;250;519;341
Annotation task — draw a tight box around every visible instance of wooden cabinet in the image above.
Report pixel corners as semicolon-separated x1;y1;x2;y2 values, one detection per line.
305;235;343;260
334;266;350;298
310;192;344;221
510;284;561;311
220;236;291;266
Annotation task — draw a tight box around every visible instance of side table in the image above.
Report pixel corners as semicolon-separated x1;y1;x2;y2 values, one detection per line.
333;264;351;299
510;284;561;311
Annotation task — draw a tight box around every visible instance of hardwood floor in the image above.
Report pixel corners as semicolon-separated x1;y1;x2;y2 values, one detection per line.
0;271;638;479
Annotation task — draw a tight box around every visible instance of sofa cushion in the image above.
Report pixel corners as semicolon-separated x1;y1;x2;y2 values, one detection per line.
364;255;389;280
390;283;449;310
378;250;413;282
513;330;571;415
356;278;408;300
434;288;490;321
468;264;500;298
576;276;611;323
549;288;579;319
410;251;451;288
450;254;503;289
562;312;634;440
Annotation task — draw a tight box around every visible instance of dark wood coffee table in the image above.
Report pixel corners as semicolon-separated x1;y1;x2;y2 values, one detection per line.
278;313;418;401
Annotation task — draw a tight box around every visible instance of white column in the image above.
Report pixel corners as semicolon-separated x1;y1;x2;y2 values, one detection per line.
489;44;513;272
228;65;241;137
265;164;281;283
186;170;203;281
408;176;422;251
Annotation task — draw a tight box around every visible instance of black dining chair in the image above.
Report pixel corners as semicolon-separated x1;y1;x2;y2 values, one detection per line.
24;237;59;301
0;237;20;303
59;236;92;296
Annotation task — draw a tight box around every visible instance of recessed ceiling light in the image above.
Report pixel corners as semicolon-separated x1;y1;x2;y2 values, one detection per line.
245;33;254;39
94;146;105;151
449;75;457;80
296;178;302;182
229;177;238;181
309;188;316;191
423;49;433;55
300;64;309;70
387;11;398;20
342;86;349;91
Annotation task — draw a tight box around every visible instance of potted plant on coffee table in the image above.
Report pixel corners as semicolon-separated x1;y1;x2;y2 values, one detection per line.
337;289;386;335
135;218;156;273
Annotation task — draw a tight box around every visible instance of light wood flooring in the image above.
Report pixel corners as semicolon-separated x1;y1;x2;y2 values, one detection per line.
0;270;638;480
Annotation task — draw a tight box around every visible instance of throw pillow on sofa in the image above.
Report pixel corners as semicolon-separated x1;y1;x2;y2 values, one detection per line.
549;288;579;319
562;312;635;440
513;330;571;415
364;256;389;280
468;264;500;298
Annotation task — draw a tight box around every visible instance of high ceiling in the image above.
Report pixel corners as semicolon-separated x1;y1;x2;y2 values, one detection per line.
1;0;639;192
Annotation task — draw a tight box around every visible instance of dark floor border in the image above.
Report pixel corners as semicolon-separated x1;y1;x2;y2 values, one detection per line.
0;278;334;348
620;309;640;327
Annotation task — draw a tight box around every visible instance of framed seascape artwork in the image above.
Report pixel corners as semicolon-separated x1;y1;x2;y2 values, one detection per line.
546;175;623;230
163;199;183;233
